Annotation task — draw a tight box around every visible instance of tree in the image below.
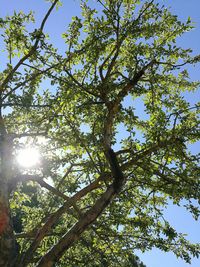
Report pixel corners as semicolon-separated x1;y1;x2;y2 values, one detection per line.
0;0;199;266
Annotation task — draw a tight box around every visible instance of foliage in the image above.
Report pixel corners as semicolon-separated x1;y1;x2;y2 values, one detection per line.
0;0;199;266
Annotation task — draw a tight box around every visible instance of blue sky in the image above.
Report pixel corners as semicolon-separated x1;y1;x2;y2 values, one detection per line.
1;1;199;266
138;2;200;266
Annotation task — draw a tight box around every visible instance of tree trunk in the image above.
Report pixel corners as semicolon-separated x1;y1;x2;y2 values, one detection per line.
0;119;18;267
0;183;17;267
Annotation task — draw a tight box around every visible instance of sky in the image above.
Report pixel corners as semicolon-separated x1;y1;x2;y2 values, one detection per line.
0;1;199;267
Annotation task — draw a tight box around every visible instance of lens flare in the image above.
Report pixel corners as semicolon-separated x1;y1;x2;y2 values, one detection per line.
17;148;40;168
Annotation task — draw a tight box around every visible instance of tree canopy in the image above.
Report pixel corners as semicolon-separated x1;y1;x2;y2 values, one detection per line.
0;0;199;266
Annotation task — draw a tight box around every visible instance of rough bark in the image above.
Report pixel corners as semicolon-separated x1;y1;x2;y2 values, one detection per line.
0;133;17;267
0;103;19;266
0;184;17;267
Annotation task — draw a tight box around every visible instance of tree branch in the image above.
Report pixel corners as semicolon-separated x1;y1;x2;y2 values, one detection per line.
36;184;116;267
0;0;59;91
17;173;107;267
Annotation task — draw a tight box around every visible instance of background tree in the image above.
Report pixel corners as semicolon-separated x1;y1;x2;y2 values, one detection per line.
0;0;199;266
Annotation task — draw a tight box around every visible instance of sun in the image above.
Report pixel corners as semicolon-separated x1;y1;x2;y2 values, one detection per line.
16;148;40;168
